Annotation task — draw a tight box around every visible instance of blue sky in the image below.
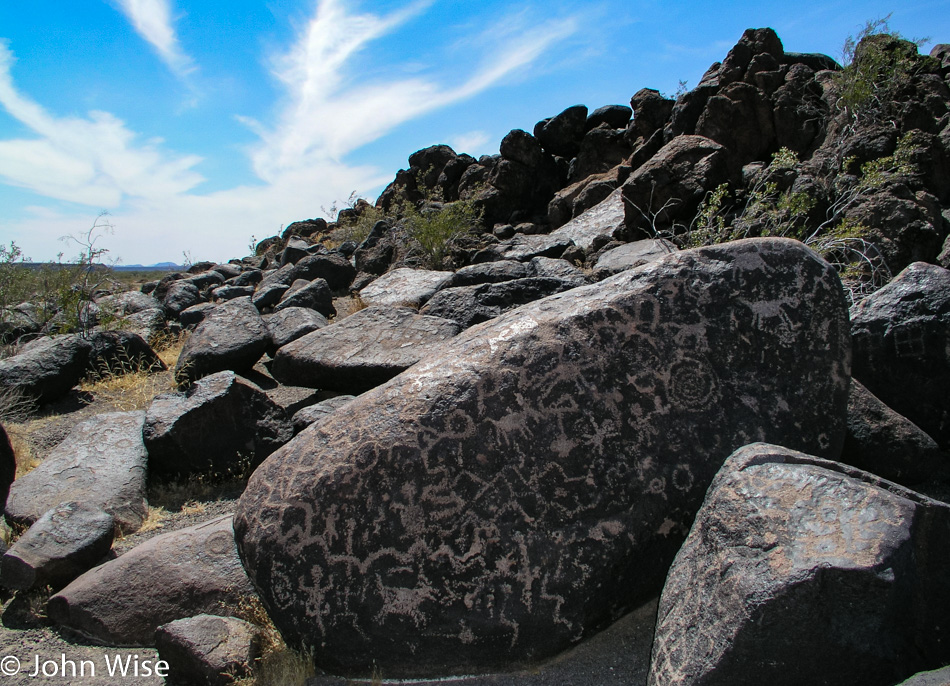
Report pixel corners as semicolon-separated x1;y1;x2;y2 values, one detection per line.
1;1;949;265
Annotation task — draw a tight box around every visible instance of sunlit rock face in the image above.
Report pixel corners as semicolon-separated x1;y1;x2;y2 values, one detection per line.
235;237;851;678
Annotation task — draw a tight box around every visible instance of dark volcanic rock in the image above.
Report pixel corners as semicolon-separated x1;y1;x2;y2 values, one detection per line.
442;261;533;289
587;104;632;131
163;281;201;319
1;501;115;591
5;411;148;533
419;277;582;328
291;395;357;434
0;423;15;510
534;105;588;158
263;307;329;354
358;268;453;308
0;334;92;404
621;135;730;238
273;277;335;318
88;330;166;376
271;306;461;393
144;371;292;478
174;297;270;386
650;443;950;686
156;614;261;686
235;237;850;678
841;379;946;486
290;252;357;293
850;262;950;449
48;516;256;647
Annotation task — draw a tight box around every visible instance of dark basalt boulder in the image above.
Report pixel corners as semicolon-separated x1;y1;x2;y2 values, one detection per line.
235;237;850;678
87;330;166;376
162;281;201;319
263;307;329;354
850;261;950;449
1;501;115;591
5;411;148;533
48;516;255;647
144;371;292;478
290;252;357;293
419;276;582;329
291;395;357;434
0;423;15;511
271;306;461;394
273;277;335;318
174;297;270;386
840;379;947;486
621;135;730;238
156;614;261;686
587;104;632;131
0;334;92;405
650;443;950;686
533;104;589;158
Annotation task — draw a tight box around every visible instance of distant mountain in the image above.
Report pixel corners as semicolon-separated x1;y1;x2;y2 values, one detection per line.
113;262;182;271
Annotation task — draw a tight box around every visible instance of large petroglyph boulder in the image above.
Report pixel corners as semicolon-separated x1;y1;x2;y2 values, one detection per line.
650;443;950;686
234;237;851;678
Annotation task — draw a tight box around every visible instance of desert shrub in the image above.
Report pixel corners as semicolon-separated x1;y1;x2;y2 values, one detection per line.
833;16;930;126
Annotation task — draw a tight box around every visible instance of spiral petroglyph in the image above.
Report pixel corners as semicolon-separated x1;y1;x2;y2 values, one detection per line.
234;238;851;678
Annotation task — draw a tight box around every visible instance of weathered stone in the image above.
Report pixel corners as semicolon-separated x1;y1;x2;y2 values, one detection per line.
841;379;947;486
594;239;678;275
528;256;587;285
358;268;453;308
587;104;632;131
290;252;357;293
175;297;270;386
897;665;950;686
419;277;582;329
263;307;329;354
228;269;263;288
0;422;15;511
533;105;588;158
548;188;626;249
473;233;574;263
156;614;261;686
88;330;166;376
5;411;148;533
0;334;92;404
850;262;950;449
120;307;167;342
650;443;950;686
279;237;312;267
570;125;632;182
442;261;533;289
94;291;161;316
630;88;675;139
251;283;290;310
180;302;217;328
273;278;335;318
144;371;292;478
212;263;244;279
212;285;256;302
272;306;461;393
48;516;256;647
501;128;547;168
235;237;850;678
163;281;202;319
2;501;115;591
622;136;729;238
184;270;226;292
697;81;776;169
291;396;357;434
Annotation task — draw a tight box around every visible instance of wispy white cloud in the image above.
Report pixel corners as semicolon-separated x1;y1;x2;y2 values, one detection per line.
0;0;584;264
250;0;579;179
112;0;196;78
447;130;493;156
0;42;205;206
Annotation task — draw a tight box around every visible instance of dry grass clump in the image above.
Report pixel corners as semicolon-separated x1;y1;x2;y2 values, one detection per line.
233;595;316;686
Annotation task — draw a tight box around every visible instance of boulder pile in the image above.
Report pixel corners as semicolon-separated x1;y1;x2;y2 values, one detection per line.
0;26;949;686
